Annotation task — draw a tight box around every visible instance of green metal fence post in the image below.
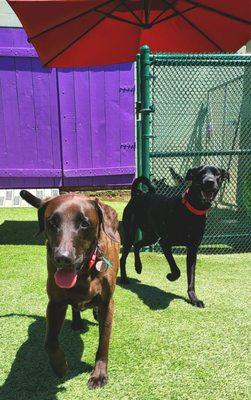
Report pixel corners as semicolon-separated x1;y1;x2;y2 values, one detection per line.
136;54;142;178
140;45;151;179
139;46;152;251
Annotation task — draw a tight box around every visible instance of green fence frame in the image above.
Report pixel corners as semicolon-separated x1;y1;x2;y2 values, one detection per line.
136;47;251;253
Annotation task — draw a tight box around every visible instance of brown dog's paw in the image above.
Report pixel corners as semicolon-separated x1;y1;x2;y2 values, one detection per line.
71;319;87;332
48;350;68;378
87;372;108;389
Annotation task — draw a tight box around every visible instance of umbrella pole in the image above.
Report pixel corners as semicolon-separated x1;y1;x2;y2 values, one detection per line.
140;45;151;179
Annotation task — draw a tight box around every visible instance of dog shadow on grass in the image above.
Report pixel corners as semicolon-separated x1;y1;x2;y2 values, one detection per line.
0;313;96;400
117;277;188;310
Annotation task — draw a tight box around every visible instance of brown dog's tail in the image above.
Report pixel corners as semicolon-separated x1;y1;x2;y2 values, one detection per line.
20;190;42;208
131;176;156;197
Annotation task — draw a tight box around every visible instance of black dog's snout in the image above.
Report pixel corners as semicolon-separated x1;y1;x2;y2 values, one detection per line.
203;179;215;190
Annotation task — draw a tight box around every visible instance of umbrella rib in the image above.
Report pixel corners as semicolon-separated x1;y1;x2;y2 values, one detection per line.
161;0;223;51
151;5;198;26
94;9;142;26
143;0;150;25
119;0;144;25
43;2;124;67
184;0;251;25
28;0;116;42
150;6;171;25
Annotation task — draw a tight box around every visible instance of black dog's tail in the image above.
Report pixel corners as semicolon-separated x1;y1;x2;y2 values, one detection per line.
131;176;156;197
169;167;184;185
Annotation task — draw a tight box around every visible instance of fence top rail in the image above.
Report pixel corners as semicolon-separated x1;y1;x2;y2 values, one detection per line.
141;52;251;66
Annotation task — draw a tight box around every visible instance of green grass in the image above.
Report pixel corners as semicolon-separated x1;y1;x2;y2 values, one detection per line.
0;206;250;400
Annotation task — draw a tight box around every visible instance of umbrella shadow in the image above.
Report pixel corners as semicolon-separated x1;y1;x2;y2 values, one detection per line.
0;221;43;245
0;313;96;400
0;220;124;247
117;278;188;310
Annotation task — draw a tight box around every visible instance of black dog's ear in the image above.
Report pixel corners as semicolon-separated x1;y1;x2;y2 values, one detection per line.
185;167;200;181
220;169;230;182
95;199;120;243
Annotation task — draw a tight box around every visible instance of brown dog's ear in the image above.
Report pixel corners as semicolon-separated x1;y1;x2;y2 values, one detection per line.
37;203;48;234
20;190;46;234
37;196;56;234
220;169;230;182
95;199;120;243
20;190;54;234
20;190;42;208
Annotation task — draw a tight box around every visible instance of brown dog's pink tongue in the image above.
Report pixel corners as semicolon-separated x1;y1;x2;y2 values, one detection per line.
54;269;77;289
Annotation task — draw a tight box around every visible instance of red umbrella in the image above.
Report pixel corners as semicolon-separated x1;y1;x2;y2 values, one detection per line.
8;0;251;67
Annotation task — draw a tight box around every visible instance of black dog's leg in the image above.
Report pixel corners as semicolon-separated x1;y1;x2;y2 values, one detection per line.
133;240;144;274
159;238;181;281
187;246;205;308
120;241;133;284
134;234;157;274
71;308;86;331
93;307;99;322
120;206;138;284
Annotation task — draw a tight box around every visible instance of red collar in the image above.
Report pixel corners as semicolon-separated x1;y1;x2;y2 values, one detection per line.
181;189;210;216
76;246;98;273
88;246;98;269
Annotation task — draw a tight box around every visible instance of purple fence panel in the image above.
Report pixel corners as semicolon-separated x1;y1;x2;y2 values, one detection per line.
0;28;62;188
58;63;135;187
0;27;136;189
57;68;80;187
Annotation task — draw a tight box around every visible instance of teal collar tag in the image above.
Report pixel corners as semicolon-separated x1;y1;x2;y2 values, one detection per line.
101;256;112;268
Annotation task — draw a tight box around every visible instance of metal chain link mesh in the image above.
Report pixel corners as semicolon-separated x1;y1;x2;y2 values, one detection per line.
149;53;251;254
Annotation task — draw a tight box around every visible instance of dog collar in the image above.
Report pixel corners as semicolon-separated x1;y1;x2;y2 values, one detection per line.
87;246;112;272
88;246;98;268
75;245;98;274
181;189;210;216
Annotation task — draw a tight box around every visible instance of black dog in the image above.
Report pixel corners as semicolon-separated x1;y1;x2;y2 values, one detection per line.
120;165;230;308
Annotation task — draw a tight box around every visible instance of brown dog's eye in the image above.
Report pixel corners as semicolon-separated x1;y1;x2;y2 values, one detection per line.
80;218;90;229
47;218;59;231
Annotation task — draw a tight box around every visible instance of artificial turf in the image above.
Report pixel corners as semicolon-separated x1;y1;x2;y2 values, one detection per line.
0;206;250;400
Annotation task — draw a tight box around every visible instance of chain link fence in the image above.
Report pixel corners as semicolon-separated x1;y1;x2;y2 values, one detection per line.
146;53;251;253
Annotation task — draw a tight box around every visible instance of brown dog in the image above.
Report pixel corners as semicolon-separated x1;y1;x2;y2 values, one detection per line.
20;190;120;389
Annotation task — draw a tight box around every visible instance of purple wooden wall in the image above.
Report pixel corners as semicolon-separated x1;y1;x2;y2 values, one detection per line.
0;28;135;189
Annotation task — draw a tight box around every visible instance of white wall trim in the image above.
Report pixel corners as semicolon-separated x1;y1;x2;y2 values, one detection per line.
0;0;22;27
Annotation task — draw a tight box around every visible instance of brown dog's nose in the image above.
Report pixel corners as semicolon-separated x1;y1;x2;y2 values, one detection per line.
54;250;73;267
